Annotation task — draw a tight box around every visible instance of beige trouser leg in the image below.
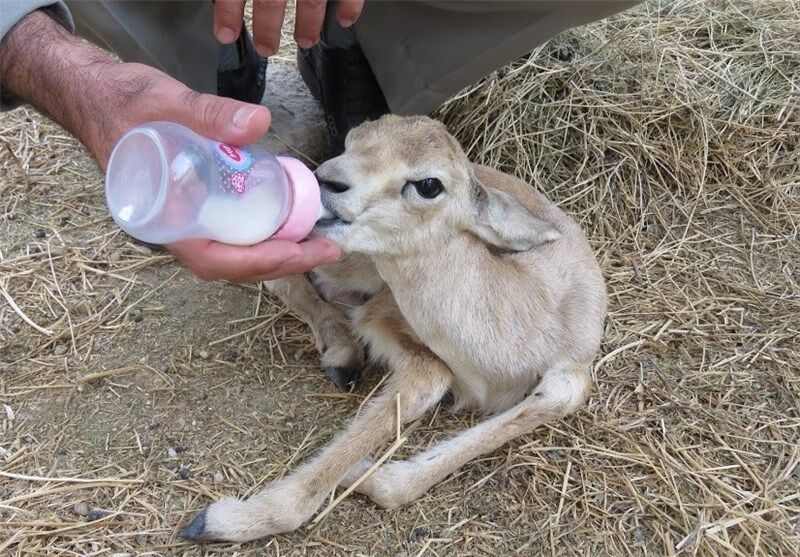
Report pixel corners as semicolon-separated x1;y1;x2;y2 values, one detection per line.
354;0;641;115
65;0;217;94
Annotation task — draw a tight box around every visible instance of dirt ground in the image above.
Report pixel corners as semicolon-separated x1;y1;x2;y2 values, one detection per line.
1;1;799;556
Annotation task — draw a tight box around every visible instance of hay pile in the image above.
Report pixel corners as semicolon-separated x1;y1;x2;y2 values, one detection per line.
1;0;798;555
439;0;800;553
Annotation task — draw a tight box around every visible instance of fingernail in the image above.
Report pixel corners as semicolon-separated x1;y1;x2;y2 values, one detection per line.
255;44;275;58
340;18;356;28
296;37;315;50
217;26;236;43
233;106;259;129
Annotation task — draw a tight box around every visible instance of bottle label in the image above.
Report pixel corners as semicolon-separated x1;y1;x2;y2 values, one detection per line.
212;142;254;195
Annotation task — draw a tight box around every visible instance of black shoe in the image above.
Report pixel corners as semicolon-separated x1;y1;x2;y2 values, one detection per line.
298;32;390;155
217;23;267;104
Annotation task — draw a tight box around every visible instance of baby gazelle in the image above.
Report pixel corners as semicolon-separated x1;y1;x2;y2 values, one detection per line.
183;115;607;542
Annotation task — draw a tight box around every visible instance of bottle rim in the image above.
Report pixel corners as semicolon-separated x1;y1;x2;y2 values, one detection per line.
105;126;169;232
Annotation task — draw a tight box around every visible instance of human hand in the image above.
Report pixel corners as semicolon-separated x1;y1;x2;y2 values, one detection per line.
0;10;340;282
168;237;339;282
213;0;365;56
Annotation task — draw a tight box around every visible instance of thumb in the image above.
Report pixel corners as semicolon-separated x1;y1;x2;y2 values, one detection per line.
168;89;271;146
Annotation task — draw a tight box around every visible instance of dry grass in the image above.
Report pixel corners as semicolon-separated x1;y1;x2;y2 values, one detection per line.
1;0;799;555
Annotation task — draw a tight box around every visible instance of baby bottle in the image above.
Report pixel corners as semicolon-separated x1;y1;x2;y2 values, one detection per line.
104;121;330;245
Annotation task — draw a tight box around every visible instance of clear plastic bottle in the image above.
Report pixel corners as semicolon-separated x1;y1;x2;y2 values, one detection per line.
105;121;329;245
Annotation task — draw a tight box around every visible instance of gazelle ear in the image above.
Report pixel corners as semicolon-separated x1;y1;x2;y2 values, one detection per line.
468;180;561;251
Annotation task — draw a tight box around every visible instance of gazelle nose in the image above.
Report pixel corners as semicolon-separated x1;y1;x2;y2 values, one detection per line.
316;178;351;194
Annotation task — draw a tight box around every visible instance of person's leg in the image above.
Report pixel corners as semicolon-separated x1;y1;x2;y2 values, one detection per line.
297;5;389;154
354;0;642;115
65;0;265;103
65;0;217;94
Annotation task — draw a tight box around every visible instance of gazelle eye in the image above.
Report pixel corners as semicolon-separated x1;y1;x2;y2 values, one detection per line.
410;178;444;199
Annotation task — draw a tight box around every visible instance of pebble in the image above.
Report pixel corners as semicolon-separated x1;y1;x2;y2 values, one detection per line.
408;527;431;544
34;228;46;239
178;467;191;480
225;349;240;362
197;349;209;360
86;509;108;521
167;447;178;459
54;344;68;356
213;471;224;483
72;501;89;516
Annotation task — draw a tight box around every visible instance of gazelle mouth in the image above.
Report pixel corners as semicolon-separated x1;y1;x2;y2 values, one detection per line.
316;207;352;227
316;216;351;227
316;199;352;227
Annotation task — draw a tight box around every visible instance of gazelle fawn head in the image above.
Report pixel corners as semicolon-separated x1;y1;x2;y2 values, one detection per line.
313;115;561;255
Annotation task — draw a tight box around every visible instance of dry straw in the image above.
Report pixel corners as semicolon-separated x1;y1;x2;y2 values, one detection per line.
1;0;798;555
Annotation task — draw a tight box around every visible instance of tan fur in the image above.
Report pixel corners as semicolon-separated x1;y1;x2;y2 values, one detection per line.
191;115;607;542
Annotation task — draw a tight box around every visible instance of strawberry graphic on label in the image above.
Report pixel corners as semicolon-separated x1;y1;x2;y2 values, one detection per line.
230;172;247;194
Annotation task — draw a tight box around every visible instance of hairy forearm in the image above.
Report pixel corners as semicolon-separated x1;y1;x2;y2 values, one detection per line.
0;10;158;165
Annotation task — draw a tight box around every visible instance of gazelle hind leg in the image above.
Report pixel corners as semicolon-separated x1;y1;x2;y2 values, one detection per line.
345;362;592;509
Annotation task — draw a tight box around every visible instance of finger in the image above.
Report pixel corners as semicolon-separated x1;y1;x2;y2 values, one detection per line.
252;238;342;280
169;239;303;282
335;0;364;27
214;0;246;43
168;88;271;145
294;0;327;49
252;0;287;57
168;238;340;282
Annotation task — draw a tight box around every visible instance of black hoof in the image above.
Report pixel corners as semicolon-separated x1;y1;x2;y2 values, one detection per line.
441;390;455;407
325;366;360;391
182;507;208;541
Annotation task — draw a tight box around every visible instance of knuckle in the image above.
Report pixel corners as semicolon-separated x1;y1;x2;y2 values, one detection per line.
285;245;305;262
254;0;284;9
199;95;228;132
217;0;244;15
179;88;202;108
299;0;327;10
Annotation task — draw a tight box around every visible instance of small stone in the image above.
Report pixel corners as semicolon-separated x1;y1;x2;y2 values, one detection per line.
173;444;187;453
133;314;144;323
54;344;68;356
408;527;431;544
554;46;574;62
178;467;191;480
72;501;89;516
34;228;46;239
59;216;70;226
86;509;108;521
213;471;224;483
197;349;209;360
225;349;240;362
167;447;178;459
